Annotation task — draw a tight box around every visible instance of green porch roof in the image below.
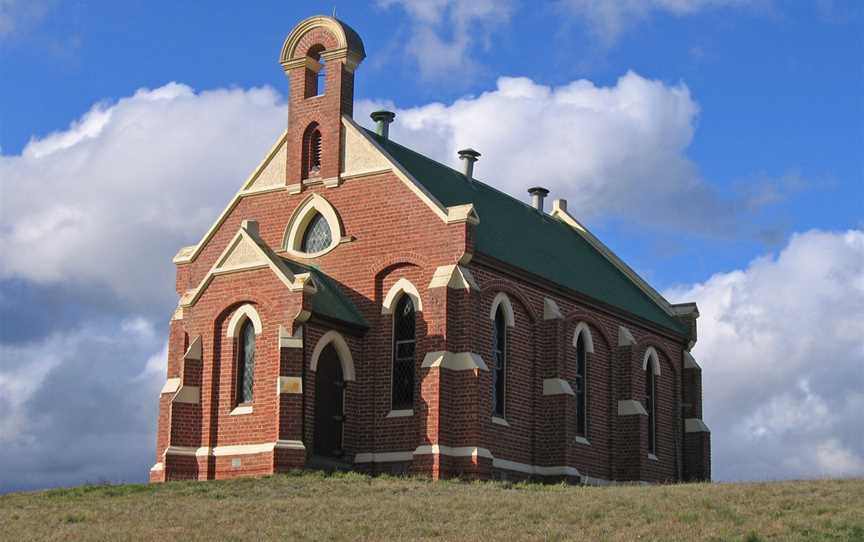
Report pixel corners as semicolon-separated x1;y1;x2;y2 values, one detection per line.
282;259;368;329
365;129;686;335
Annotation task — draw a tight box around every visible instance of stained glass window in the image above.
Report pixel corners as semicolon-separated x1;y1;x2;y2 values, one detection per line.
301;212;332;253
392;294;415;410
237;319;256;404
575;332;587;436
492;307;506;417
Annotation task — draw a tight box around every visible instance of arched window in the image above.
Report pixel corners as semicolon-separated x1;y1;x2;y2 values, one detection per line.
301;212;332;253
492;306;507;417
574;332;587;436
237;319;256;404
646;359;657;455
392;294;416;410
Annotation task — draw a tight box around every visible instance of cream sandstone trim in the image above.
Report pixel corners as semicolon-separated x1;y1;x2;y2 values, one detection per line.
183;336;202;361
385;409;414;418
282;193;344;258
618;325;636;347
309;330;356;381
543;298;563;320
685;418;711;433
381;278;423;314
277;376;303;394
226;304;263;338
421;351;488;371
180;223;313;309
428;265;479;290
354;451;414;463
160;378;181;395
342;116;479;226
683;350;701;369
414;444;493;459
278;325;303;349
489;292;516;327
230;405;253;416
574;436;591;446
174;386;200;404
618;399;648;416
643;346;661;375
573;322;595;353
279;16;357;67
491;416;510;427
164;441;305;458
543;378;575;396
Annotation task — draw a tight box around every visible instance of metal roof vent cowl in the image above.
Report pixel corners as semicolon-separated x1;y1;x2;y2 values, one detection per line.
370;110;396;140
528;187;550;212
458;148;481;181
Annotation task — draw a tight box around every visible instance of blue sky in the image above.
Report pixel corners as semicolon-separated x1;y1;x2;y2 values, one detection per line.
1;0;862;491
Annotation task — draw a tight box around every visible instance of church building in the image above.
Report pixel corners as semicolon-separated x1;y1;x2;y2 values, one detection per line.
150;15;711;484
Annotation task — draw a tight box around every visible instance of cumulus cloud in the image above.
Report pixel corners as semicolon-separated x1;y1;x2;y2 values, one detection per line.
377;0;514;78
665;229;864;481
0;83;286;309
359;72;749;232
557;0;756;43
0;321;165;492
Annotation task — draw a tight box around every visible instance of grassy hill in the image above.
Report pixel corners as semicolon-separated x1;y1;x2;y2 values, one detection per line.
1;472;862;541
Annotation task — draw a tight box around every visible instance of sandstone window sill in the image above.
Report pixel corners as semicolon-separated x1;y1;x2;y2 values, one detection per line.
574;436;590;446
385;409;414;418
647;453;658;461
491;416;510;427
230;405;254;416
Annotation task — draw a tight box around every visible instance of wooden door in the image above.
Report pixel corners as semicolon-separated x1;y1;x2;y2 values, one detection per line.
313;344;344;458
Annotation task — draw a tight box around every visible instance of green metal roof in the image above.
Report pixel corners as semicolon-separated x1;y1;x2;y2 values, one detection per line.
282;259;368;329
365;129;686;335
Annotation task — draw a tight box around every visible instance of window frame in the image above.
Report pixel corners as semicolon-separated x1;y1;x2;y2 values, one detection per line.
574;331;588;437
491;306;507;418
236;318;256;405
390;294;416;411
300;211;332;254
646;360;657;455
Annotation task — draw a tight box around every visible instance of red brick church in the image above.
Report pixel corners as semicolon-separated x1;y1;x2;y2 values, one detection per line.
150;15;711;484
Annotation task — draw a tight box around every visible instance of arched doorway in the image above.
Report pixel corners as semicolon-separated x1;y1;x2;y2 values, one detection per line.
313;343;344;459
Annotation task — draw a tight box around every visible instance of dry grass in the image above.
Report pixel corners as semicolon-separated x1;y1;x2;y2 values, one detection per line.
1;472;862;541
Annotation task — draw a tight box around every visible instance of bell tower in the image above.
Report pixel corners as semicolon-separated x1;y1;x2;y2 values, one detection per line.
280;16;366;189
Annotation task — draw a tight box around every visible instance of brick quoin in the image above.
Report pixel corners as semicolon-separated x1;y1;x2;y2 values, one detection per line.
150;15;710;485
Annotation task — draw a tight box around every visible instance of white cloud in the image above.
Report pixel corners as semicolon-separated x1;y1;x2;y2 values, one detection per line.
666;229;864;481
359;72;740;231
558;0;756;43
377;0;514;78
0;318;165;492
0;83;286;309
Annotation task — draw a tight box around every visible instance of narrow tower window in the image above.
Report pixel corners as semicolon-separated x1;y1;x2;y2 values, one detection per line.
492;306;507;417
237;319;256;404
575;332;587;436
302;123;322;179
392;294;416;410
